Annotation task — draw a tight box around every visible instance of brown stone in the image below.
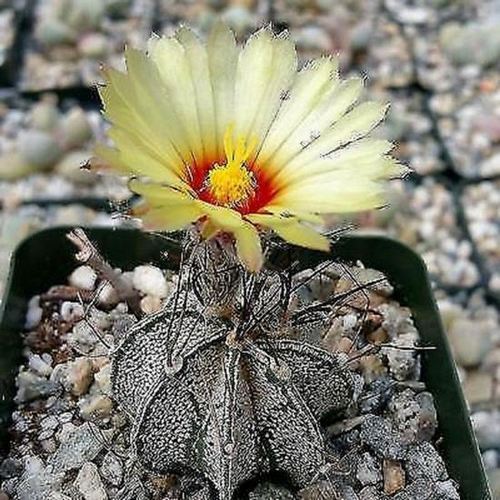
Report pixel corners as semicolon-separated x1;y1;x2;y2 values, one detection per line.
383;459;405;495
68;358;94;396
367;327;389;345
359;355;387;382
337;336;354;354
79;395;113;421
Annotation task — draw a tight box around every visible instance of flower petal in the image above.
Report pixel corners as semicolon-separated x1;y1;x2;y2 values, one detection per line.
129;179;194;202
93;144;129;175
234;28;297;150
207;22;238;159
278;139;396;185
260;77;364;176
105;52;192;171
140;205;203;232
196;201;263;271
148;36;205;163
176;27;218;160
200;219;220;240
246;213;329;251
260;205;324;225
281;101;389;175
233;223;263;273
106;128;189;187
196;201;245;230
257;57;338;166
273;175;386;214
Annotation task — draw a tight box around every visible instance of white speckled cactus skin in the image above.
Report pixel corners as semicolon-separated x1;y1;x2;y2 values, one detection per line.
110;237;359;499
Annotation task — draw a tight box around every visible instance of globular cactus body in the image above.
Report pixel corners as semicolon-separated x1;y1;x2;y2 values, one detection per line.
111;240;357;499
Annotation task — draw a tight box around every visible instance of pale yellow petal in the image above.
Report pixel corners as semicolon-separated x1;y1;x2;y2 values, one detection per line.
274;175;386;214
195;201;263;271
260;204;324;225
106;127;188;187
277;139;394;185
93;144;128;175
176;27;218;159
128;179;194;202
100;69;181;168
200;219;220;240
246;213;329;251
207;23;238;158
281;101;389;174
195;201;245;230
257;57;338;165
261;77;364;174
106;53;191;171
233;223;263;272
95;141;173;182
246;34;297;154
234;28;297;148
148;36;204;163
141;205;203;232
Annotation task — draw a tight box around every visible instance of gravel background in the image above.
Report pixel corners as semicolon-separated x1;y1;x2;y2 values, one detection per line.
0;0;500;496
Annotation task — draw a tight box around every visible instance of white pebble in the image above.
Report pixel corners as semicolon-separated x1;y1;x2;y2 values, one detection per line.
74;462;107;500
97;282;119;306
132;265;169;298
25;296;43;329
28;354;52;377
60;301;85;322
140;295;162;314
41;353;53;365
482;449;498;470
94;364;111;396
69;266;97;291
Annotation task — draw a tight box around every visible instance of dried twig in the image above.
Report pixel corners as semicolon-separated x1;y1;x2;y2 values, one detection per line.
66;228;143;318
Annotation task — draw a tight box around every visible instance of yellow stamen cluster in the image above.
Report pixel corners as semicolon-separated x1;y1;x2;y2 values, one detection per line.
207;125;257;207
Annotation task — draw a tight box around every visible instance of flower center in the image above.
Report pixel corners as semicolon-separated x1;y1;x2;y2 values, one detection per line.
207;125;257;207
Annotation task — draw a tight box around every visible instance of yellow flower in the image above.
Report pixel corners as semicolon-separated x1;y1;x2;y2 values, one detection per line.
96;23;403;272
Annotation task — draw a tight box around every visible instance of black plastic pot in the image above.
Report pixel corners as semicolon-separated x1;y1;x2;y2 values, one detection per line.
0;6;22;88
0;226;491;499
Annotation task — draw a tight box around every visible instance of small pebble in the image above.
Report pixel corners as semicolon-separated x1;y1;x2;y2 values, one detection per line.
60;301;85;323
25;296;43;329
100;451;123;487
132;265;169;298
74;462;107;500
69;266;97;291
140;295;163;314
383;459;405;495
356;452;382;486
78;395;113;421
28;354;52;377
67;358;94;396
51;422;105;472
14;371;59;403
97;282;119;307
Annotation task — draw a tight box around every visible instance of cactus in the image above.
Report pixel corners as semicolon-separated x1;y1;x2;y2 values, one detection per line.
110;235;362;499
